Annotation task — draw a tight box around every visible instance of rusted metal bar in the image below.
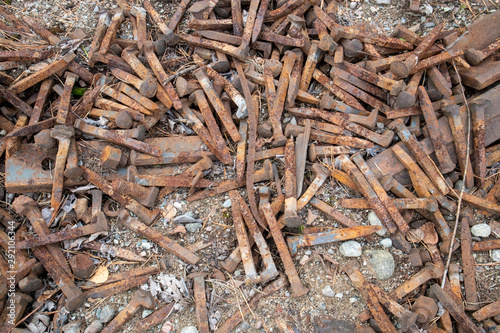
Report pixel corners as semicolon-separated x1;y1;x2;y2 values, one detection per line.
0;85;33;116
168;0;191;31
111;67;157;99
82;167;161;225
470;99;489;188
88;12;110;67
465;36;500;65
75;119;161;156
236;192;279;282
179;34;246;60
288;107;394;147
189;90;233;164
236;120;247;185
269;52;297;146
340;61;405;95
56;72;78;125
388;119;449;194
343;260;398;333
351;153;410;234
411;49;464;75
390;24;443;78
117;210;199;264
337;154;397;233
135;302;175;332
50;125;74;210
341;197;438;211
473;239;500;251
85;275;149;300
261;203;308;297
288;225;381;255
472;300;500;322
429;284;481;333
330;65;387;101
308;144;350;161
252;0;270;43
102;289;155;333
130;173;215;188
283;137;303;227
191;274;209;333
16;213;107;249
83;241;146;262
441;104;474;189
229;190;258;282
461;217;480;311
194;67;241;142
29;78;53;125
418;86;455;174
99;10;125;55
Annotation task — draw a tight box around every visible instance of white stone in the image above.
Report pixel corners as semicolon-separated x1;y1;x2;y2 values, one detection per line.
491;249;500;262
339;240;362;257
181;326;198;333
368;211;387;236
380;238;392;248
376;0;390;4
350;2;357;8
471;223;491;238
322;285;335;297
222;199;231;208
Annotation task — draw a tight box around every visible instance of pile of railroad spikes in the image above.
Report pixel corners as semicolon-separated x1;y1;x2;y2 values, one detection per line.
0;0;499;332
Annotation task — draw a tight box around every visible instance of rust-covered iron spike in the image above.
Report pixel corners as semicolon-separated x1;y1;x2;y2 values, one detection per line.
117;210;200;265
287;225;382;255
261;203;308;297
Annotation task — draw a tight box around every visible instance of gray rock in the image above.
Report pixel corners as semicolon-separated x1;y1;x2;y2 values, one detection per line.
368;211;387;236
223;199;231;208
181;326;199;333
492;249;500;262
173;215;201;224
62;321;82;333
185;223;202;233
375;0;390;4
322;285;335;297
339;240;362;257
471;224;491;238
350;2;357;8
364;250;395;280
380;238;392;248
98;305;115;324
84;320;103;333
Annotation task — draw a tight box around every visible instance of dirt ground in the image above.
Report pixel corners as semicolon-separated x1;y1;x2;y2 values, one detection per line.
4;0;500;332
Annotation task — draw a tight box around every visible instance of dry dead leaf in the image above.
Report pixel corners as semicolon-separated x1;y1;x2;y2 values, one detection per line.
89;265;109;284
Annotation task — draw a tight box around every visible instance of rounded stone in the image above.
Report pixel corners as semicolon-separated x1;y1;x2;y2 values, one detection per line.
491;249;500;262
62;321;82;333
98;305;116;324
83;320;103;333
363;250;395;280
380;238;393;248
181;326;198;333
471;223;491;238
185;223;202;233
321;285;335;297
339;240;362;257
368;211;387;236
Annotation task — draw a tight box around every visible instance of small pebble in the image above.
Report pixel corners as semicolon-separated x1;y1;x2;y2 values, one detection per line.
62;321;82;333
322;285;335;297
363;250;395;280
222;199;231;208
380;238;392;248
375;0;390;4
491;249;500;262
98;305;115;324
181;326;198;333
350;2;357;8
471;223;491;238
185;223;202;233
162;321;174;333
305;250;312;255
368;211;387;236
84;320;103;333
339;240;362;257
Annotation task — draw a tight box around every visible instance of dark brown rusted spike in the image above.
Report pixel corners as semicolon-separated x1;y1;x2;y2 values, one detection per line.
417;86;455;174
470;99;490;188
117;210;199;264
461;217;480;311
